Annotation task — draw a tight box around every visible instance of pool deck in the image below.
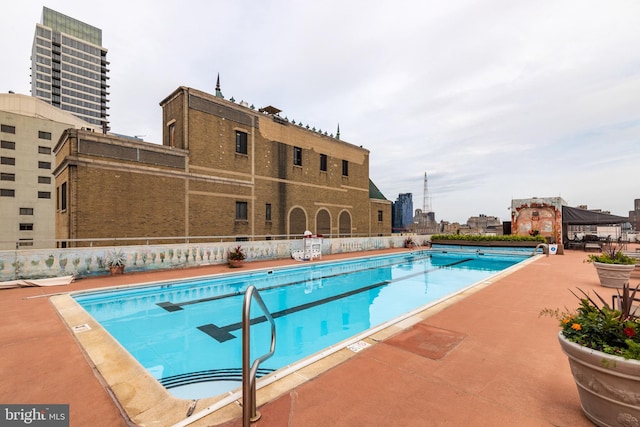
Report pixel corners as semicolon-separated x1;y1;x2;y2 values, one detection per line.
2;245;639;426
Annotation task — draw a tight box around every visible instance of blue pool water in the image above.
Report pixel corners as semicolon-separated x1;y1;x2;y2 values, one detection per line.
75;250;527;399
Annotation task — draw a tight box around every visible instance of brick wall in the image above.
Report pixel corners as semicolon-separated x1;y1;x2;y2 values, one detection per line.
55;86;391;244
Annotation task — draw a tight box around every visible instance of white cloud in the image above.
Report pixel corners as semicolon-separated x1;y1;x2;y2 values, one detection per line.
2;0;638;222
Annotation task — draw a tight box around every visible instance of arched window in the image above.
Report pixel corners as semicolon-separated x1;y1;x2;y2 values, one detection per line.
339;211;351;237
289;207;307;236
316;209;331;237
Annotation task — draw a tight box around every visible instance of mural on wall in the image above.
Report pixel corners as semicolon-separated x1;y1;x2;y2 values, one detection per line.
0;236;407;281
511;197;566;244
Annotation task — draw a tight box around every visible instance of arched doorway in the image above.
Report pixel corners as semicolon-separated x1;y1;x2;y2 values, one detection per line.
289;207;307;236
316;209;331;237
338;210;352;237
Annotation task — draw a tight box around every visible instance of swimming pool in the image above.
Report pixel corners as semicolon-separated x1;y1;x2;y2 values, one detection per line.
73;249;528;400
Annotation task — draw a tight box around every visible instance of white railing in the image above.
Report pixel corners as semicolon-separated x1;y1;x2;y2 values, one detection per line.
0;235;409;282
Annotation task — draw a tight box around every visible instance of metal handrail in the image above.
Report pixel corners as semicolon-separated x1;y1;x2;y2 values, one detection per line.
411;242;424;253
242;285;276;426
533;243;549;256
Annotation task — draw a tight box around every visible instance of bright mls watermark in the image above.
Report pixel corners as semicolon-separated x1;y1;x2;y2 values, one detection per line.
1;405;69;426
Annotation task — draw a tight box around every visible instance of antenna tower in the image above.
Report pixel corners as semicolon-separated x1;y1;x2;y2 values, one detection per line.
423;172;430;213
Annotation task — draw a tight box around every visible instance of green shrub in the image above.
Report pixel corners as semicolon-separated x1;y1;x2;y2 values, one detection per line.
430;234;545;243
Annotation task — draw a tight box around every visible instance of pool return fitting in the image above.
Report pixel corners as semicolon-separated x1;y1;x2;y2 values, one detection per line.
242;285;277;426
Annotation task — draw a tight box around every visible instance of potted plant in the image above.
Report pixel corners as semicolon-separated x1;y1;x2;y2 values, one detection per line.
404;236;415;248
228;245;246;268
586;243;636;288
107;249;126;275
541;284;640;426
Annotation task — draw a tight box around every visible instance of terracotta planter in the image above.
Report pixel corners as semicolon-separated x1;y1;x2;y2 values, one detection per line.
558;333;640;427
109;265;124;275
593;262;635;288
228;259;244;268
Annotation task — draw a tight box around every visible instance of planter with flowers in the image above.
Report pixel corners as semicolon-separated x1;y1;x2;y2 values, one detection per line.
541;284;640;426
228;245;246;268
107;249;126;275
586;244;636;288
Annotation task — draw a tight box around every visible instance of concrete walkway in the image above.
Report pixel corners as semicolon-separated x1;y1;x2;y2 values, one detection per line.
2;246;638;426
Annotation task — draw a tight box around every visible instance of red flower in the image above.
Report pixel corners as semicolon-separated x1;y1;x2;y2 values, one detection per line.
624;327;636;338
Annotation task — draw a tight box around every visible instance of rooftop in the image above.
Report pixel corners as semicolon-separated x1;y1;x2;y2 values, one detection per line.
2;246;637;426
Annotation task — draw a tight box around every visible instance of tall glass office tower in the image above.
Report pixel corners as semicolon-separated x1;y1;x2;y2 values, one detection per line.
31;7;109;131
392;193;413;232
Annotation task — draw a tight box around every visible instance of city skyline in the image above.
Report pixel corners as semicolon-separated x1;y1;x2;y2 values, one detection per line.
1;1;638;223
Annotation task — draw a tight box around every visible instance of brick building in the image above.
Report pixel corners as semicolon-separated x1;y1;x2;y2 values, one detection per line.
54;85;391;245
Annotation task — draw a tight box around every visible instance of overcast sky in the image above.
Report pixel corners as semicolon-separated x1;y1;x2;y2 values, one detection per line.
2;1;638;223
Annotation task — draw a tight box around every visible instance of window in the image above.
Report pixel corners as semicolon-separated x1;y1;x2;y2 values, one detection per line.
38;191;51;199
20;208;34;215
1;172;15;181
342;160;349;176
1;189;15;197
1;157;15;165
1;140;15;149
167;121;176;147
235;201;248;220
38;146;52;154
378;210;383;222
235;131;248;155
61;182;67;211
1;124;16;134
293;147;302;166
265;203;272;221
19;223;34;231
320;154;327;172
38;176;51;184
38;131;52;140
18;239;33;247
38;161;51;169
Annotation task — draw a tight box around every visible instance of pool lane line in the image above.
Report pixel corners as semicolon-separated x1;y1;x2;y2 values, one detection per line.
196;258;474;343
155;253;435;312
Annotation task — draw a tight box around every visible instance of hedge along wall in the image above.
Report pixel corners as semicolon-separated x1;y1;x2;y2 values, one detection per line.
0;235;410;281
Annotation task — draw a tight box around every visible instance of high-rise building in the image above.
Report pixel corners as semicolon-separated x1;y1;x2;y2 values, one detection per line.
392;193;413;232
31;7;109;131
629;199;640;232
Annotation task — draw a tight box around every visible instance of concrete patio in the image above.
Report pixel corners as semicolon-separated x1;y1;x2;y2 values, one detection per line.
2;245;638;426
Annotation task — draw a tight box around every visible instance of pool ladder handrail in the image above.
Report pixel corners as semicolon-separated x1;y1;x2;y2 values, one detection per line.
242;285;276;426
411;242;426;254
533;243;549;256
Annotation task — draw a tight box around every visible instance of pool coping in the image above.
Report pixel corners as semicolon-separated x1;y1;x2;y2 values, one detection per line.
49;251;541;426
